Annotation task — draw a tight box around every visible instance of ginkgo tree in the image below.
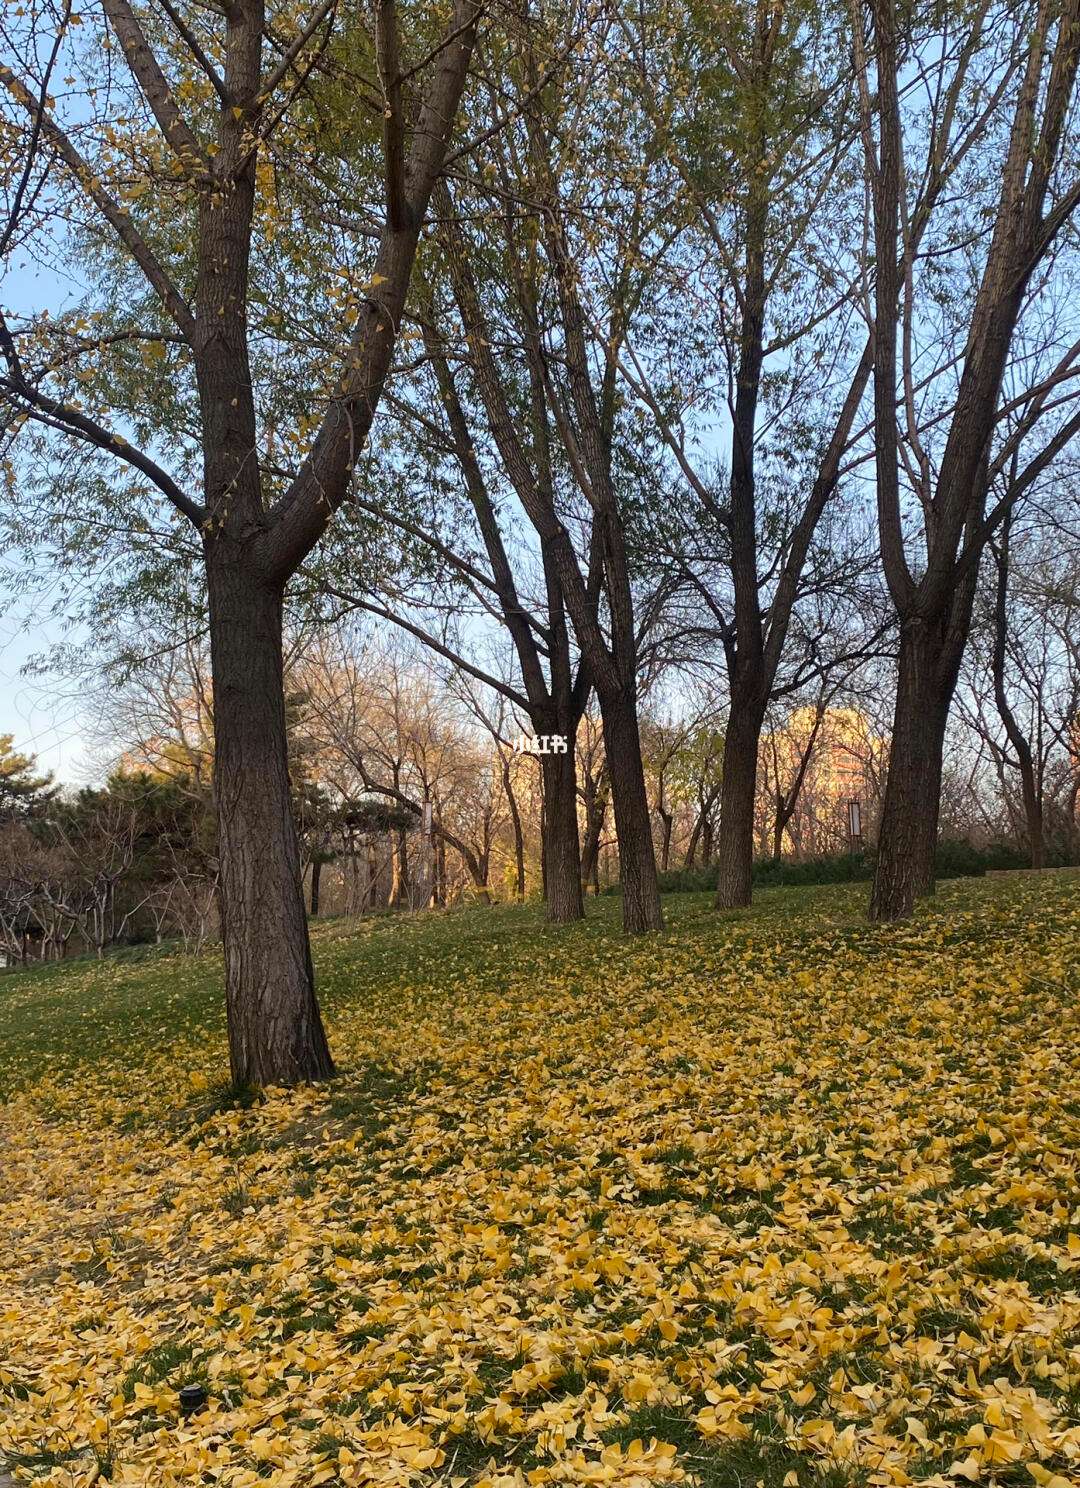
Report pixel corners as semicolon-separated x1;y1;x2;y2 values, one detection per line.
0;0;487;1084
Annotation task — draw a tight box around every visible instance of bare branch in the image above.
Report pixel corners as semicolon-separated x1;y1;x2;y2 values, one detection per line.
152;0;231;106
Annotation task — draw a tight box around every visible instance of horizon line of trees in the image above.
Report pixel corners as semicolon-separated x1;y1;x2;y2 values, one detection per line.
4;589;1077;968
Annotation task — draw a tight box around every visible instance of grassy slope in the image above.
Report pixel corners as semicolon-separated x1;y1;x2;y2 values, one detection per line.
0;882;875;1102
0;876;1055;1102
1;874;1079;1487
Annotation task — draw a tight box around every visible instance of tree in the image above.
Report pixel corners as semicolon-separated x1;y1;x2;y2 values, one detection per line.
853;0;1080;919
0;735;54;820
612;0;878;910
2;0;484;1080
300;631;505;903
679;721;726;870
576;713;609;894
318;304;592;924
958;482;1080;866
989;513;1046;868
424;29;671;932
450;678;532;902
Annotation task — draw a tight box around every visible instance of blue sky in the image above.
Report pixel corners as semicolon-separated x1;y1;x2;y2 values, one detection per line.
1;246;92;781
0;602;88;780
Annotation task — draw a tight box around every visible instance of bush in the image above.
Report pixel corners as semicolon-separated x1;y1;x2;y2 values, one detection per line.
933;838;989;879
751;850;873;887
604;851;874;895
979;840;1030;871
605;838;1031;896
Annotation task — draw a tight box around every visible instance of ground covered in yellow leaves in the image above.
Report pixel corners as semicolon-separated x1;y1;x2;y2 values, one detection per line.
1;875;1079;1488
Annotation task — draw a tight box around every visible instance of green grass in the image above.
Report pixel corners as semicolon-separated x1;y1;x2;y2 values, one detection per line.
2;872;1074;1106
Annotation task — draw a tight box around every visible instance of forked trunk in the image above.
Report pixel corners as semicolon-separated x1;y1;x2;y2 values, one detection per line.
870;621;953;922
541;747;584;924
714;703;765;910
1007;735;1045;870
601;691;663;932
207;553;334;1086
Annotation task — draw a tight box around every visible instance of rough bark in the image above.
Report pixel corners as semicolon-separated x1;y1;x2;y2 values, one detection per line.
714;701;765;909
869;620;955;920
1;0;482;1084
207;554;334;1085
542;747;584;923
861;0;1080;919
602;692;664;931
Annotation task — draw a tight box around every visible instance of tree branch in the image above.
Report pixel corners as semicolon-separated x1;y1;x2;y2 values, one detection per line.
0;65;199;342
101;0;211;173
375;0;407;231
0;314;205;526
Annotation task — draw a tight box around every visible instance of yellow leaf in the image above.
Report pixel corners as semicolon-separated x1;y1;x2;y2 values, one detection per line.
950;1456;981;1482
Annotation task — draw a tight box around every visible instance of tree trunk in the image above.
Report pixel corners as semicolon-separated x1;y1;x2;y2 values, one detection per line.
771;797;785;865
580;777;607;893
685;783;721;870
990;523;1044;870
389;818;409;908
1019;761;1045;870
542;747;584;923
600;692;664;932
309;858;322;916
657;801;673;873
365;839;378;910
714;702;765;910
869;621;954;922
501;759;526;900
207;554;334;1086
684;820;699;869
